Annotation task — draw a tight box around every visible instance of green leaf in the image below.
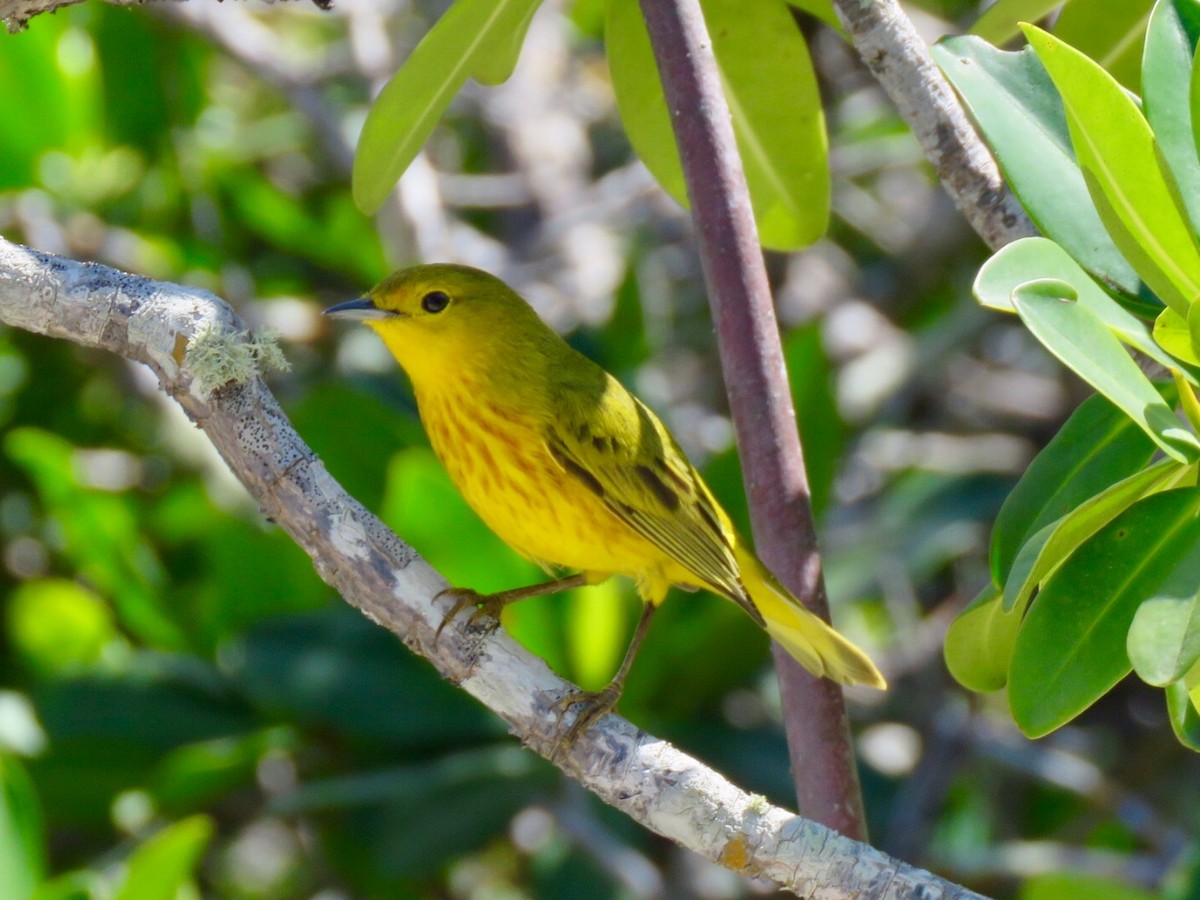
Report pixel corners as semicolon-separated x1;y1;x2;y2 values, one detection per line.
973;237;1174;368
607;0;830;250
1166;676;1200;750
31;870;96;900
1010;487;1200;737
352;0;542;214
784;0;843;32
1143;0;1200;235
1053;0;1156;91
1003;458;1188;613
934;38;1148;305
470;0;542;85
785;322;844;522
1023;24;1200;315
0;755;44;900
989;391;1158;585
1011;283;1200;461
1126;543;1200;685
1192;35;1200;168
1154;305;1200;365
970;0;1064;45
113;815;213;900
944;583;1021;692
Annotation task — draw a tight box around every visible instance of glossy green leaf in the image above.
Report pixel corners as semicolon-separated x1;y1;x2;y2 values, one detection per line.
944;583;1021;692
1011;283;1200;461
973;237;1174;368
989;391;1158;585
1010;487;1200;737
970;0;1064;44
935;39;1147;304
471;0;542;84
0;755;44;900
1004;459;1188;612
352;0;542;214
1192;36;1200;166
1054;0;1156;91
784;0;843;32
1166;676;1200;750
1126;540;1200;684
1181;368;1200;431
1143;0;1200;234
113;815;213;900
1023;24;1200;315
1154;305;1200;364
607;0;830;250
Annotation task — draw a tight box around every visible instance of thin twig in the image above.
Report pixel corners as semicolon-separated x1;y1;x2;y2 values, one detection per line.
639;0;869;840
830;0;1037;250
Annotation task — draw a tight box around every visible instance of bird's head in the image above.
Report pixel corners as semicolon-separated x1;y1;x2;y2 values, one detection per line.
324;264;547;385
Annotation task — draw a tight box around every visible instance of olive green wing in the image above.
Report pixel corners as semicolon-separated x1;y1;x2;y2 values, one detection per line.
544;374;764;625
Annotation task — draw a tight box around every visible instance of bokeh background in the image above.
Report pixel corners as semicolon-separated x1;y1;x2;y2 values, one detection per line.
0;1;1192;897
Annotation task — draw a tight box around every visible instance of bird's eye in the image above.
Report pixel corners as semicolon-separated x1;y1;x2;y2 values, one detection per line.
421;291;450;314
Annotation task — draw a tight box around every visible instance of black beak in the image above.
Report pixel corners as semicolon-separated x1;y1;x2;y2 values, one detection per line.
322;296;403;321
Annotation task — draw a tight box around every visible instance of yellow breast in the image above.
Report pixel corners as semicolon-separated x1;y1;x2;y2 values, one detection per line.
416;383;669;582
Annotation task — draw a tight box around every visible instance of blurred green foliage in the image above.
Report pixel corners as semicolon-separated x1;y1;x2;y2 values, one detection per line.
0;1;1197;898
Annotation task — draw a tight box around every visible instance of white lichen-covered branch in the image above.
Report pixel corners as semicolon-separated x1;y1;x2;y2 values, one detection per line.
1;0;133;33
0;237;985;900
831;0;1036;250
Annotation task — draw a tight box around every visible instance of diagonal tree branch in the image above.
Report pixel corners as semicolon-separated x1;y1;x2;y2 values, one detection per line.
640;0;870;840
0;237;986;899
830;0;1037;251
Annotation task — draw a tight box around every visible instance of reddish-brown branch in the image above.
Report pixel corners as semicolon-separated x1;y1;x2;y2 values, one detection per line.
637;0;867;839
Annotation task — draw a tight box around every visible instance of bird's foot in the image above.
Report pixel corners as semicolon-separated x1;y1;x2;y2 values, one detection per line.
434;587;505;643
549;684;622;758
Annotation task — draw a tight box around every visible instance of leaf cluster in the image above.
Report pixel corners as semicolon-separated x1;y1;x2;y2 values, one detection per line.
938;0;1200;749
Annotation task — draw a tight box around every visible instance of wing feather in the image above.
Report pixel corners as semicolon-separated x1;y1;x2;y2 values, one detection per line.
544;375;764;625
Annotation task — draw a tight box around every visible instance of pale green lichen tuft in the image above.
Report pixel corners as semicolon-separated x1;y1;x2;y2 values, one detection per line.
746;793;770;815
186;324;291;394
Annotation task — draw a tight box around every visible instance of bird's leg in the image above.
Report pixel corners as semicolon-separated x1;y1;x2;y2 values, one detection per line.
552;602;658;754
434;572;592;642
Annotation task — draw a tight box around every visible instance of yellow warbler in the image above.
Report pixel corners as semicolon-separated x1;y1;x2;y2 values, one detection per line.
325;264;884;735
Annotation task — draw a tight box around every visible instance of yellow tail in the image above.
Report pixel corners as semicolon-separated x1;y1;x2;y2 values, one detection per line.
735;544;886;689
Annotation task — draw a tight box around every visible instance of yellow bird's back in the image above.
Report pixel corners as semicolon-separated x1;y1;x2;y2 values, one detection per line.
325;264;885;692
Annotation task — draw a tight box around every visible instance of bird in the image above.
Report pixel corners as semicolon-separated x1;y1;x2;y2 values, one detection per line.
324;264;885;741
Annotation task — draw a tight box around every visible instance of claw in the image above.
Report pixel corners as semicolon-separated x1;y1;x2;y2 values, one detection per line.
549;685;622;758
434;587;503;643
